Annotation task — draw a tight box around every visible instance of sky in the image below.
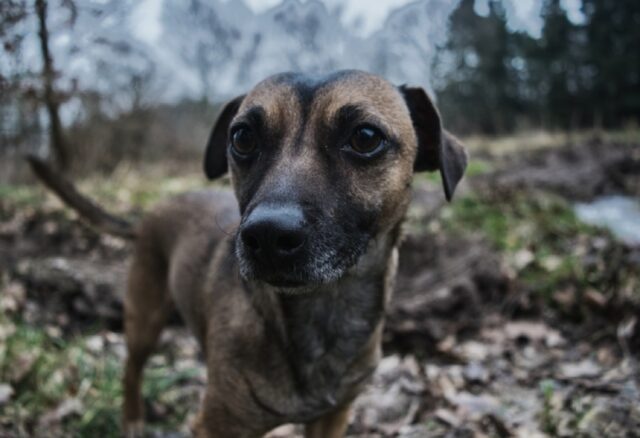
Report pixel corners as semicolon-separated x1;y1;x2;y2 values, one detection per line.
124;0;587;101
133;0;586;43
234;0;585;37
475;0;584;37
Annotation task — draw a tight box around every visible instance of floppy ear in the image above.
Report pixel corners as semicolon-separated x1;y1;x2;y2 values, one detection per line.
204;95;245;180
399;86;468;201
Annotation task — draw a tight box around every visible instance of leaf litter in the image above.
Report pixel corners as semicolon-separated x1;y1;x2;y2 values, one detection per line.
0;137;639;436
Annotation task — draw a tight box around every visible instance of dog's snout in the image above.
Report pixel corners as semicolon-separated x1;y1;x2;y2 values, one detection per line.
241;205;307;260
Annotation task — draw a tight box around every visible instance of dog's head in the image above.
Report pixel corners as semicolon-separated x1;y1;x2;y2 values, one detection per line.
204;71;466;289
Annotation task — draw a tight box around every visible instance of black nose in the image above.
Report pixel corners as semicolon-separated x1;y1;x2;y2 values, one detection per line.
240;204;307;261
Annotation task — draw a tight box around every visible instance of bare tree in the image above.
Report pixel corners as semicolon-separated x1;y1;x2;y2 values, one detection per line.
35;0;69;169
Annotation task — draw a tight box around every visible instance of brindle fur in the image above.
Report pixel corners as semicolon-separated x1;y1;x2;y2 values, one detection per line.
31;70;467;437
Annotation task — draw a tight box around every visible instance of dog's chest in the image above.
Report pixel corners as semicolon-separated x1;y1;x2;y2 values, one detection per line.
280;285;384;392
212;274;386;424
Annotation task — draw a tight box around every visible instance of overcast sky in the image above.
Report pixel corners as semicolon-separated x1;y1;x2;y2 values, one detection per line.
234;0;585;37
123;0;589;100
135;0;586;44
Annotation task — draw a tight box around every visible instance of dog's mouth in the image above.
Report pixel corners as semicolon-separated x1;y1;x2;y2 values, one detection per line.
234;233;369;291
235;246;340;290
264;279;325;296
262;276;307;288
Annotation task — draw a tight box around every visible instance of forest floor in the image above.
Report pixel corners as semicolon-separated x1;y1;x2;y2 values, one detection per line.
0;132;639;437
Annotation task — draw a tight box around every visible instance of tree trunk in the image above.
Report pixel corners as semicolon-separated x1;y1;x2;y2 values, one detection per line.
35;0;69;170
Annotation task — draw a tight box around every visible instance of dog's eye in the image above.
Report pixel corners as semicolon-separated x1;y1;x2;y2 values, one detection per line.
231;127;257;157
346;127;386;157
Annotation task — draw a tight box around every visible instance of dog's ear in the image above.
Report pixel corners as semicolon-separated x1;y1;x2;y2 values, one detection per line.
204;95;245;180
399;86;468;201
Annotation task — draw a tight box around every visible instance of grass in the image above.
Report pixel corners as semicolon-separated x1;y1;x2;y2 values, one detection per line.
0;318;122;436
0;184;47;210
75;163;209;211
0;162;221;221
415;158;494;186
539;379;558;435
442;191;594;251
463;127;640;155
439;189;623;302
0;315;202;436
0;162;209;435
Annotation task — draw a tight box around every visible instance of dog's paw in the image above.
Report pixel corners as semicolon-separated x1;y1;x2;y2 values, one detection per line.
124;419;145;438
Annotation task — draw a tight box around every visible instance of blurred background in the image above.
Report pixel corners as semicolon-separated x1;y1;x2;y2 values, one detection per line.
2;0;638;174
0;1;639;437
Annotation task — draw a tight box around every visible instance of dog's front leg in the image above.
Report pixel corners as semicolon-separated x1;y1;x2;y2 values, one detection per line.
192;389;269;438
304;404;351;438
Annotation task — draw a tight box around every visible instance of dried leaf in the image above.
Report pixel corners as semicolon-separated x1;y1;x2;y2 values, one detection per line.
0;384;13;405
558;360;602;379
38;398;83;426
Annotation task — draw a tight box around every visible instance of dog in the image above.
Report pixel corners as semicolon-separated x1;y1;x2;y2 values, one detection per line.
28;70;467;437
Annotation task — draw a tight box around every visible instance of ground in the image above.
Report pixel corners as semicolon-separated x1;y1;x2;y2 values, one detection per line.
0;132;639;437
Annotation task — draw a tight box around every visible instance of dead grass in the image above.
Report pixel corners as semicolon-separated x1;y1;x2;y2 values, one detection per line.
463;127;640;155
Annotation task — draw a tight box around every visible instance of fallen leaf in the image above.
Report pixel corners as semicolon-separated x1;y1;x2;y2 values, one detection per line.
513;249;535;270
9;352;37;384
558;359;602;379
0;383;13;405
584;289;607;308
38;398;83;426
85;335;104;353
434;408;461;427
553;288;576;309
464;362;490;384
504;321;565;347
0;282;26;313
456;340;501;362
541;255;562;271
447;391;501;420
265;424;301;438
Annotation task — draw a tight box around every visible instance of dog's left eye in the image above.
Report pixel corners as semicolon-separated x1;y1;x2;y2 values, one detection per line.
231;127;258;157
344;126;386;158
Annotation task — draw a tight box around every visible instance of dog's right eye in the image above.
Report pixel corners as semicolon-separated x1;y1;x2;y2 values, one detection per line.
230;127;257;157
341;126;388;160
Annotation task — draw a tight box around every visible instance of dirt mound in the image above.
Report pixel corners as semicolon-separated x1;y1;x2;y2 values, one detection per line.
386;233;513;353
0;207;129;330
478;137;640;200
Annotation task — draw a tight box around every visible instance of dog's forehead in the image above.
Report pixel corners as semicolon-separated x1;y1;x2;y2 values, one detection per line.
240;70;407;119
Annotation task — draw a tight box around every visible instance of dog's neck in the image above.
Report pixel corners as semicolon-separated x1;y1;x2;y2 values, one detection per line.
248;226;401;407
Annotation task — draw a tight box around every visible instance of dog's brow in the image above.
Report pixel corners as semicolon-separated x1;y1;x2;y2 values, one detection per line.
333;104;390;136
234;105;266;129
335;105;364;124
334;104;377;129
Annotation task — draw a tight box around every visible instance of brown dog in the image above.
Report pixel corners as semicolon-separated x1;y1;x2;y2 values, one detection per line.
29;70;467;437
